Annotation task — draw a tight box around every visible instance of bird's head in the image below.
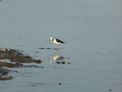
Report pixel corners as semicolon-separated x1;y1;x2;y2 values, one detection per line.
49;37;53;41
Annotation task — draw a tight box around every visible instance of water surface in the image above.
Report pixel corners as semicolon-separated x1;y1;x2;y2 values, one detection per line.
0;0;122;92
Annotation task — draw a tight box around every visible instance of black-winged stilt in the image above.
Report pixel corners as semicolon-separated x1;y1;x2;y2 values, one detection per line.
49;37;65;45
49;37;65;50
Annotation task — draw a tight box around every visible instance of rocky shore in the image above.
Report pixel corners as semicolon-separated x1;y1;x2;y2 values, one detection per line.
0;48;42;80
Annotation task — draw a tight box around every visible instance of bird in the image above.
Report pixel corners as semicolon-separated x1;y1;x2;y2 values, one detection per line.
49;37;65;50
49;37;65;45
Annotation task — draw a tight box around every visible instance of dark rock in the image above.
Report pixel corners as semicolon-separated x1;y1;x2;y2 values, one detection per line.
52;48;60;50
38;48;45;50
46;48;51;50
24;65;41;68
0;62;23;68
0;68;13;80
34;60;42;63
55;61;70;64
0;49;42;63
58;83;62;85
15;63;23;67
0;68;10;76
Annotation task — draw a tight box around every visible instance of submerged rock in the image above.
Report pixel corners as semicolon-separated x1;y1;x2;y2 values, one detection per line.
0;62;23;68
0;68;13;80
0;68;10;76
58;83;62;85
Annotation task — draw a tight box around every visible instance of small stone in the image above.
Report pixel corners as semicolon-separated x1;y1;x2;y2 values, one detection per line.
58;83;62;85
39;48;45;49
62;62;65;64
46;48;51;50
34;60;42;63
56;62;60;64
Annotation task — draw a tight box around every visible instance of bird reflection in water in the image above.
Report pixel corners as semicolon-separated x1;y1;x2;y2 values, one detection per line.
49;54;70;64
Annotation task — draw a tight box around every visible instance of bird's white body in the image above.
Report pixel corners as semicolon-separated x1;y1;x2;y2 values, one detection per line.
53;38;61;45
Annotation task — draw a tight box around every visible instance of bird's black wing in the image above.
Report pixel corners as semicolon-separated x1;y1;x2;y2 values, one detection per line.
56;38;65;43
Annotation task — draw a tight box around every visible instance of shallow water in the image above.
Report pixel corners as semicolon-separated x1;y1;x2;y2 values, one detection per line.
0;0;122;92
